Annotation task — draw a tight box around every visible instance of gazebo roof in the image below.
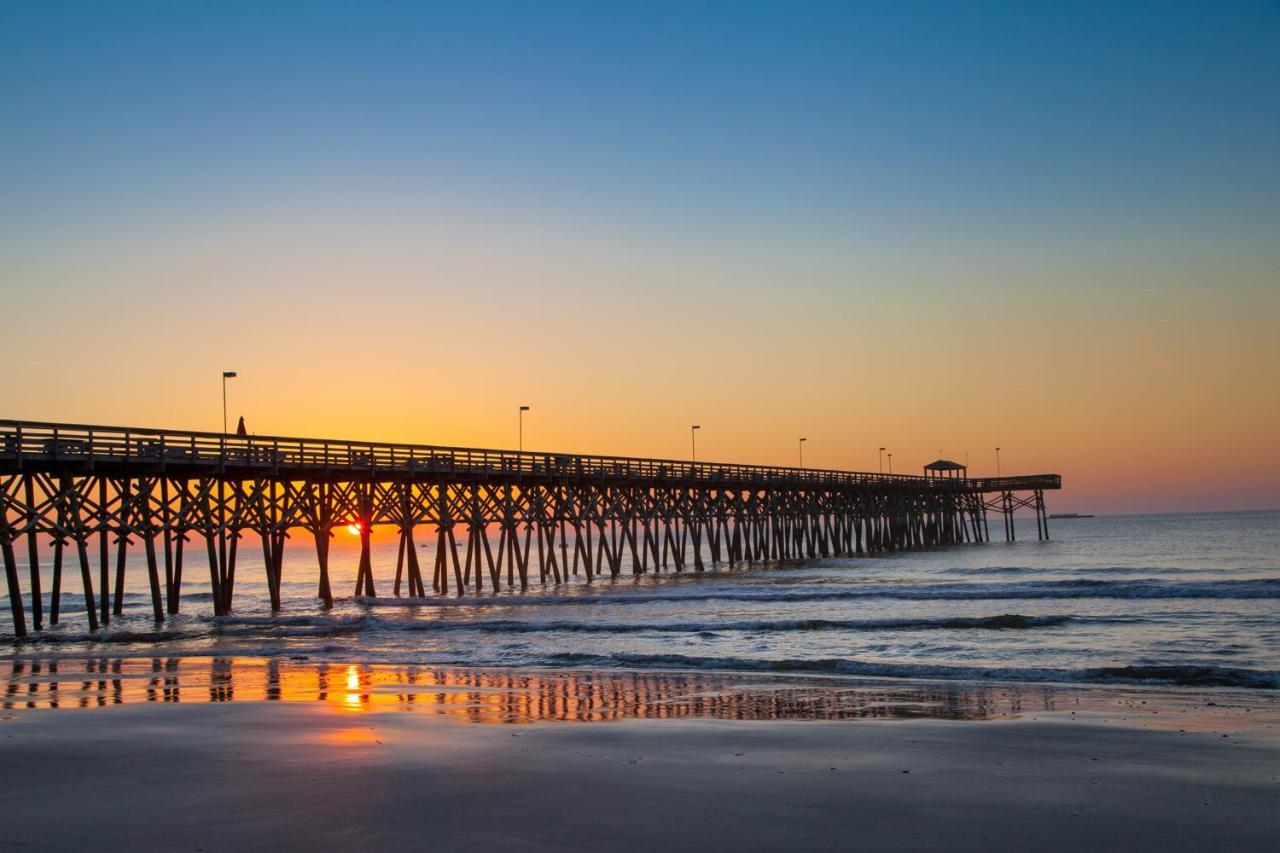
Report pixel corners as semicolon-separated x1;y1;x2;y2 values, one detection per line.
923;459;967;471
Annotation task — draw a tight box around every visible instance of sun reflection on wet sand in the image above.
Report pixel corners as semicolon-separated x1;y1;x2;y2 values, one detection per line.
321;727;380;745
3;658;1277;730
343;665;366;712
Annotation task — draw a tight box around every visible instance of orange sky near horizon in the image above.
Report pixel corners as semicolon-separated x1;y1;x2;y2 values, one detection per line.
3;202;1277;516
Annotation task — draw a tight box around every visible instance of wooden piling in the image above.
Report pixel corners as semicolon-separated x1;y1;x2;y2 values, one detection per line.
2;539;25;638
23;476;42;630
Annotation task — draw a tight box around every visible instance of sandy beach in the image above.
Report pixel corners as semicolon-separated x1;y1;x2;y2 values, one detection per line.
1;659;1277;852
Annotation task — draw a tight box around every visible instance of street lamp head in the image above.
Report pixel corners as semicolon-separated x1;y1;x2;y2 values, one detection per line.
799;437;807;443
519;405;530;411
691;425;700;430
222;371;237;379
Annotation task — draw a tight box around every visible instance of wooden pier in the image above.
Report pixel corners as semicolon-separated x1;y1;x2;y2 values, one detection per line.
0;420;1060;637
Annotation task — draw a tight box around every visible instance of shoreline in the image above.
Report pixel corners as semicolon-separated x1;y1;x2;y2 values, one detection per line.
3;658;1278;851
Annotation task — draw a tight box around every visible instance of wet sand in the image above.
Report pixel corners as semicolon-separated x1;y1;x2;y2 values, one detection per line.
1;659;1277;852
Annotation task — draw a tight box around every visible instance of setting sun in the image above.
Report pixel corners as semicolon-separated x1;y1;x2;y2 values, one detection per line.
347;523;362;536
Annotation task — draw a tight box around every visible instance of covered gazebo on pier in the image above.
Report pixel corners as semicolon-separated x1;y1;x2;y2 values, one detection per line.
923;459;967;480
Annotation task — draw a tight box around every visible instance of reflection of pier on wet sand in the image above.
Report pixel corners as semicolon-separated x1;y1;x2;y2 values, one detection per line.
5;658;1277;727
2;658;1034;721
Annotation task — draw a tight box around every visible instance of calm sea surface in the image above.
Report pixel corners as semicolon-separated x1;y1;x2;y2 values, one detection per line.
4;511;1278;689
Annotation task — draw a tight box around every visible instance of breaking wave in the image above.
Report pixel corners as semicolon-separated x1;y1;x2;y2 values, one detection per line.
536;652;1280;689
213;612;1093;635
353;578;1280;608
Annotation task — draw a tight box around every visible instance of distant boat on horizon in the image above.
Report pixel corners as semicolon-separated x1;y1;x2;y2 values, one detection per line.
1048;513;1094;519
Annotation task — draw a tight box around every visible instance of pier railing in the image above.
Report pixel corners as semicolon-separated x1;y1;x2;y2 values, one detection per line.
0;420;1058;493
967;475;1061;492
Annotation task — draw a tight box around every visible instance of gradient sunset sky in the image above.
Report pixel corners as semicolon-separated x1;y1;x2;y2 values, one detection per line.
2;1;1277;513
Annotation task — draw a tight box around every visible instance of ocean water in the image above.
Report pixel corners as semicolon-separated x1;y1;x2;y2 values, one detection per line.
4;511;1278;689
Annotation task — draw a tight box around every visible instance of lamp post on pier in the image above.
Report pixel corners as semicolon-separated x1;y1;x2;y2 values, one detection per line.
519;406;531;452
798;437;807;469
221;371;237;434
879;447;886;474
691;425;701;463
996;447;1002;477
887;452;893;475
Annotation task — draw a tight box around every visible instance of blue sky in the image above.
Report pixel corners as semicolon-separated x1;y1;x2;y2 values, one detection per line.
4;1;1277;253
